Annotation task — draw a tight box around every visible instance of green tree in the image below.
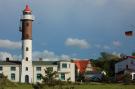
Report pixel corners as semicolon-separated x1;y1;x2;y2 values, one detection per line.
42;67;58;88
0;73;16;89
132;52;135;56
93;52;120;78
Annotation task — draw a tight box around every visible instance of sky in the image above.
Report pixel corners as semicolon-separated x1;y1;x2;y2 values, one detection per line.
0;0;135;60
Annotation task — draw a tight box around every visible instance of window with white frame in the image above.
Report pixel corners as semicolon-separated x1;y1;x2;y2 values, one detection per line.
118;65;122;72
0;67;2;71
62;63;67;68
47;67;53;72
11;73;15;80
36;67;41;71
61;73;65;80
11;67;16;71
37;73;42;80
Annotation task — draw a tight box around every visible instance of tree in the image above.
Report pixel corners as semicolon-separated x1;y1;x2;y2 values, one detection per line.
0;73;16;89
94;52;120;77
42;67;57;88
132;52;135;56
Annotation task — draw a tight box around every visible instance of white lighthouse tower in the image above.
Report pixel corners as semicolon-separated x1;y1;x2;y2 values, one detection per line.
20;5;34;83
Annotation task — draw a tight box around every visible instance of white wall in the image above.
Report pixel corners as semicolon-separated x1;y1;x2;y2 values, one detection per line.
33;65;58;83
115;58;135;73
0;65;20;82
58;61;75;82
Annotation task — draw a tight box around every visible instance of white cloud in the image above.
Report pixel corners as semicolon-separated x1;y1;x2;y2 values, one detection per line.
95;44;101;48
113;40;121;47
103;45;111;50
0;39;21;49
0;52;13;60
65;38;89;49
95;44;110;50
32;50;70;61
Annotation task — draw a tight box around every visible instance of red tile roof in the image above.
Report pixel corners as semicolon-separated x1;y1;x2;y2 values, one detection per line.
73;60;89;74
127;56;135;59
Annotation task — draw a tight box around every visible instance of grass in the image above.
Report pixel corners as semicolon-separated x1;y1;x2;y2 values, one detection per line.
1;82;135;89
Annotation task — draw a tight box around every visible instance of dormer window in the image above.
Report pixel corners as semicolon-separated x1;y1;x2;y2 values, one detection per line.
62;63;67;68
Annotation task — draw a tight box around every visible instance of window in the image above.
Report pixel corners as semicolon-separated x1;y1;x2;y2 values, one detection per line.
118;65;122;72
61;73;65;80
47;67;53;72
26;57;28;61
37;74;42;80
62;63;67;68
25;22;29;27
0;73;2;79
26;47;29;51
36;67;41;71
26;67;28;71
0;67;2;71
126;65;128;69
11;67;16;71
11;73;15;80
131;60;134;64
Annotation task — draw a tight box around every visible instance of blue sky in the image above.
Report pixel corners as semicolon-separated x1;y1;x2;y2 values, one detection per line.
0;0;135;60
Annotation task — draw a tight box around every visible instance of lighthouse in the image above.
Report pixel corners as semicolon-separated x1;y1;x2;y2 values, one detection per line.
20;5;34;83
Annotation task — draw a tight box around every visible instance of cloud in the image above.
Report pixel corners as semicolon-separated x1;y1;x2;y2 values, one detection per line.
113;40;121;47
103;45;111;50
65;38;89;49
32;50;70;61
0;39;21;49
95;44;101;48
0;52;13;60
95;44;110;50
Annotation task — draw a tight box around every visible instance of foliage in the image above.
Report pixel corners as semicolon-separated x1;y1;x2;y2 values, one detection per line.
132;52;135;56
123;73;132;84
0;73;17;89
32;82;43;89
42;67;57;87
91;52;120;78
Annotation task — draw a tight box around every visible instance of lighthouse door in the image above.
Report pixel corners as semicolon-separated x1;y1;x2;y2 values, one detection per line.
25;75;29;83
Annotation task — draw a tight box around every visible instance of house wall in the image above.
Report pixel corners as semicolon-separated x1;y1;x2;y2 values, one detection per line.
33;65;58;83
0;65;20;82
115;58;135;73
58;61;75;82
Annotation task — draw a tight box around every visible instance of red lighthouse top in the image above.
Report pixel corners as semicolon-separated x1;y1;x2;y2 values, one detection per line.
24;4;31;13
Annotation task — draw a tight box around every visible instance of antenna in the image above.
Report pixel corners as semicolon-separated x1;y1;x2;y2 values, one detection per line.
19;14;22;32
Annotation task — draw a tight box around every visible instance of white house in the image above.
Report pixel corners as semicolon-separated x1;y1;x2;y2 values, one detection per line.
0;5;75;83
115;56;135;80
0;59;75;83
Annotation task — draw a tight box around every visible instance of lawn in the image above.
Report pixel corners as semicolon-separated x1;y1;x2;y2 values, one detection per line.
2;83;135;89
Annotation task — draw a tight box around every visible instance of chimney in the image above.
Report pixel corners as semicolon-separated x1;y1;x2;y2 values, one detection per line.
39;58;43;61
6;57;9;62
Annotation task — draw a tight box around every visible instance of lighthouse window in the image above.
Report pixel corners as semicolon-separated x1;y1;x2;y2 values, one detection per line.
25;22;29;27
26;67;28;71
26;57;28;61
26;47;29;51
